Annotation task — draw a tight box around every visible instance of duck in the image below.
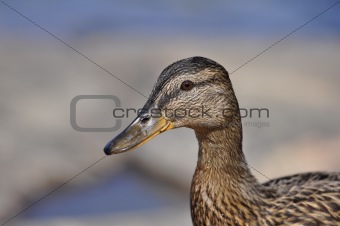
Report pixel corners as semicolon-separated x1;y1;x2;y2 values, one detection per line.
104;57;340;226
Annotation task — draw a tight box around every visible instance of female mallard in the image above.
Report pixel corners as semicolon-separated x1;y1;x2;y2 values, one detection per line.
104;57;340;225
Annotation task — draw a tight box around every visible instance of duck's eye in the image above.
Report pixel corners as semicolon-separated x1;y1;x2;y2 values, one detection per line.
180;80;194;91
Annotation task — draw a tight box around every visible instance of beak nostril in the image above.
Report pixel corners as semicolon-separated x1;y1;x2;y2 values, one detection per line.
140;115;151;124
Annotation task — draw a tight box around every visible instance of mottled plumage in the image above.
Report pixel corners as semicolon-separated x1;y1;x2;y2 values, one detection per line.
104;57;340;226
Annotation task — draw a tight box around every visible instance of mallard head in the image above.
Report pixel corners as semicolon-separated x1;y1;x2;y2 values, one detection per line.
104;56;240;155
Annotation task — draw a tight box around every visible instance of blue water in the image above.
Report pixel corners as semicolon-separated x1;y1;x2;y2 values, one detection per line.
1;1;339;38
22;169;181;219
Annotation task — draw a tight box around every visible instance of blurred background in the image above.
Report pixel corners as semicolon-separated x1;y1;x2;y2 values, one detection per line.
1;1;340;225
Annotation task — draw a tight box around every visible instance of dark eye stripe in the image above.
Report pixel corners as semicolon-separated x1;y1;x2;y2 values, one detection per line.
158;79;222;108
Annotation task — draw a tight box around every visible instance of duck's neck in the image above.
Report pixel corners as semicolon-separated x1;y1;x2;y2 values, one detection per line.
191;119;269;225
196;124;245;173
194;119;255;184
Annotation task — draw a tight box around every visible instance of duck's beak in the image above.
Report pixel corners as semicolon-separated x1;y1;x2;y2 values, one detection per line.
104;108;174;155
